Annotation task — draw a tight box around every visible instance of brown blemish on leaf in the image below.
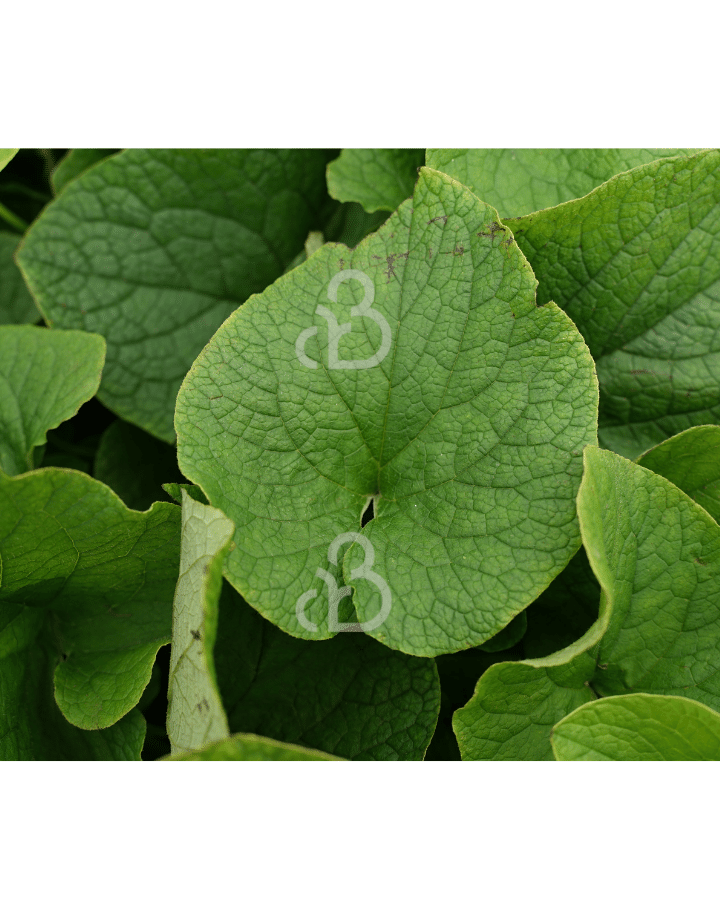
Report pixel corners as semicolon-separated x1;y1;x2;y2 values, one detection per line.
427;215;448;226
695;557;708;566
191;629;201;640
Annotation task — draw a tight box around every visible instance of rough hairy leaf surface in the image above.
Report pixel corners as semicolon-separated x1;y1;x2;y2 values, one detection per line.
427;149;697;218
176;168;598;656
17;149;332;442
327;149;425;213
0;326;105;475
551;693;720;761
0;467;180;729
167;490;233;754
505;150;720;458
165;732;341;760
214;582;440;760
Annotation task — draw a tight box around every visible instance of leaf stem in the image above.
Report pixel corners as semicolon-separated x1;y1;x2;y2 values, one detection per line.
0;200;28;233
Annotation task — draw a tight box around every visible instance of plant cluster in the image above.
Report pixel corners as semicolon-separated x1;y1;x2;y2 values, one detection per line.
1;147;719;761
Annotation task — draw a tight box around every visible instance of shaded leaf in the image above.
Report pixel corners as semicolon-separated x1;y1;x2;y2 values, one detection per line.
214;581;440;760
0;325;105;475
51;149;118;195
0;232;39;324
427;149;697;218
165;732;341;760
327;149;425;213
504;150;720;458
18;149;333;442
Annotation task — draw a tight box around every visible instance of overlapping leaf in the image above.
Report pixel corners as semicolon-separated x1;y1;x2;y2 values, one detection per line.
176;167;598;656
551;694;720;761
637;425;720;522
0;325;105;475
165;733;341;761
0;467;181;735
214;582;440;760
17;149;333;442
51;149;117;195
166;490;234;755
503;149;720;458
427;149;696;218
454;446;720;759
327;149;425;212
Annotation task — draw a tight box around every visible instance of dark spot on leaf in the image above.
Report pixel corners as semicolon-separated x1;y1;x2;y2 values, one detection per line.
427;215;448;226
191;629;201;640
695;557;707;566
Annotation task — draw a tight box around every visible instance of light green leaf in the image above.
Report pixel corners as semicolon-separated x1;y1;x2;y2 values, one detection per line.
94;419;184;511
167;490;234;755
0;325;105;475
504;150;720;459
51;149;117;195
579;446;720;708
0;233;39;324
454;443;720;759
327;149;425;213
176;167;598;656
636;425;720;522
214;582;440;760
17;149;332;442
551;693;720;761
165;732;341;760
427;149;698;218
0;150;18;174
0;467;181;730
453;597;610;760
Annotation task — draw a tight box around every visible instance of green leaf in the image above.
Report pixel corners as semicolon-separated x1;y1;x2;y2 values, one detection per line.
0;467;181;730
323;201;389;248
455;442;720;759
51;149;117;195
0;605;146;759
164;732;341;760
17;149;333;442
0;325;105;475
214;581;440;760
636;425;720;522
176;167;599;656
0;150;18;174
427;149;697;218
453;600;610;760
504;150;720;458
327;149;425;213
478;610;527;652
0;232;39;324
163;482;208;505
167;489;234;754
94;420;184;511
579;446;720;708
551;693;720;761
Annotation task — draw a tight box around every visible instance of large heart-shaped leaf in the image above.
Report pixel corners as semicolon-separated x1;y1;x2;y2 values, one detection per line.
17;149;333;442
167;489;234;755
551;694;720;761
176;167;598;656
0;467;180;731
454;445;720;759
427;149;697;218
214;581;440;760
504;149;720;459
0;325;105;475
